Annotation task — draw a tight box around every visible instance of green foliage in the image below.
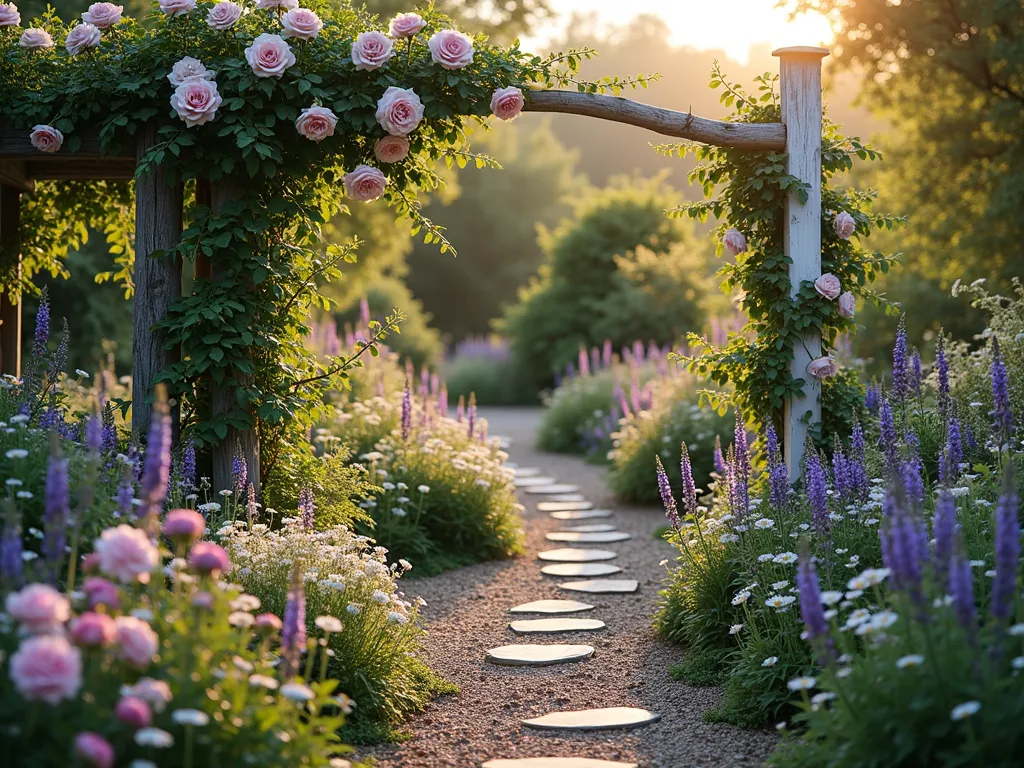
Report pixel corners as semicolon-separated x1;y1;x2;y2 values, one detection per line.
668;647;727;687
443;338;536;406
537;370;617;455
820;368;866;448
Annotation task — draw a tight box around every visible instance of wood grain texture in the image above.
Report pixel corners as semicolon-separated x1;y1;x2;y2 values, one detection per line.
0;185;21;377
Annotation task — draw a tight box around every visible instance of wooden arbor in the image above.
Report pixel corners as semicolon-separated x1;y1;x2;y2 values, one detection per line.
0;46;828;482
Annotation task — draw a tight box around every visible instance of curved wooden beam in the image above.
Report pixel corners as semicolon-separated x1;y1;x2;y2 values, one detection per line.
525;90;786;152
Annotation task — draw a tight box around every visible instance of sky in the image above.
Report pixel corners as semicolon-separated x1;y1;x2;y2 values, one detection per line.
522;0;835;63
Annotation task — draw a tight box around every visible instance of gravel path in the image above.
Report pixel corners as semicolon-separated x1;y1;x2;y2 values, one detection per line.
360;407;777;768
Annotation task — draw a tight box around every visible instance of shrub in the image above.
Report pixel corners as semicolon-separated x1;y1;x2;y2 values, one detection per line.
537;369;617;455
443;337;537;406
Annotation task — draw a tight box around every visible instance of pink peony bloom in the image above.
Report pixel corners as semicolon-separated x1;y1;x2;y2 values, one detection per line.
189;541;232;575
256;0;297;7
70;612;117;648
807;355;839;379
19;27;53;48
245;33;295;78
114;616;159;668
838;291;856;319
388;12;425;38
5;583;71;633
254;612;283;634
374;136;410;164
490;86;525;121
167;56;213;87
833;211;856;240
81;2;121;29
351;30;394;71
344;165;387;202
295;105;337;142
123;677;172;712
65;22;100;55
9;634;83;704
0;3;20;26
94;525;159;584
29;125;63;153
375;86;424;136
162;508;205;540
427;29;474;70
82;576;120;609
74;732;114;768
158;0;195;15
723;228;747;256
115;695;153;729
814;273;842;301
206;0;241;30
281;7;321;40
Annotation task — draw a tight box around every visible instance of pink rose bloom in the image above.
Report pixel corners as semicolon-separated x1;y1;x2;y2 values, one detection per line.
65;22;100;55
162;508;205;540
70;612;117;648
255;612;283;634
5;583;71;633
807;355;838;379
374;136;410;164
838;291;856;319
0;3;20;26
490;86;525;121
427;29;474;70
94;524;159;584
167;55;213;87
83;576;120;609
723;228;747;256
351;30;394;71
814;273;842;300
29;125;63;153
158;0;195;15
833;211;856;240
295;105;337;142
74;733;114;768
81;2;121;29
389;12;425;38
114;616;159;668
9;634;83;704
257;0;297;8
281;7;321;40
189;541;232;575
375;86;424;136
123;677;172;712
19;28;54;48
344;165;387;203
245;33;295;78
115;695;153;729
206;0;241;30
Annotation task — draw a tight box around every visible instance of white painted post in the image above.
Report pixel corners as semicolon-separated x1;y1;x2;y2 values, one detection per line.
773;46;829;480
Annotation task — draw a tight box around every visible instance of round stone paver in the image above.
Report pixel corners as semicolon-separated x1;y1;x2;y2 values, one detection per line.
522;707;661;732
545;493;588;502
525;484;581;495
483;759;638;768
558;579;639;594
513;467;543;477
508;599;595;615
537;501;594;512
559;523;618;533
540;562;623;577
509;617;606;634
485;644;595;667
513;476;558;488
548;509;613;520
537;548;618;563
545;531;632;544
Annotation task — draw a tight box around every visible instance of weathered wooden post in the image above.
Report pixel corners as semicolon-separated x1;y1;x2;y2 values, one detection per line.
773;46;829;479
0;182;23;377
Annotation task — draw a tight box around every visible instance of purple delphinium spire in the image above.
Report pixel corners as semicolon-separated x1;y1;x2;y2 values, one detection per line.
181;439;197;491
732;412;749;517
101;403;117;456
936;332;951;421
864;383;880;412
679;444;697;517
766;423;789;510
44;451;70;582
892;315;909;404
832;442;852;504
50;319;69;384
456;395;465;423
909;348;922;397
401;381;412;442
31;287;50;360
990;336;1015;447
281;566;307;678
949;545;976;636
232;455;248;495
900;459;925;508
139;401;171;523
878;396;900;474
298;488;315;531
655;457;680;528
849;422;868;501
880;491;925;607
805;449;830;538
797;551;832;660
713;435;726;476
1;504;23;584
991;484;1020;623
932;490;958;588
439;385;449;419
467;394;477;439
85;414;103;453
942;416;963;483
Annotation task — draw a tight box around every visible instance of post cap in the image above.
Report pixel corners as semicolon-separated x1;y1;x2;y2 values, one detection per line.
772;46;830;58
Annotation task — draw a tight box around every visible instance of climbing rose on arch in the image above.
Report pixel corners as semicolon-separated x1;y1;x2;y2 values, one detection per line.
838;291;856;319
0;3;20;26
64;22;100;55
256;0;296;8
389;12;425;38
814;273;842;300
245;33;296;78
375;86;424;136
374;136;410;163
167;56;213;87
490;86;525;120
171;78;223;127
19;27;53;47
723;227;747;255
344;165;387;202
351;30;394;70
295;105;337;142
280;7;321;40
159;0;195;16
29;125;63;153
807;356;838;379
428;29;474;69
206;0;241;29
833;211;856;239
81;2;122;29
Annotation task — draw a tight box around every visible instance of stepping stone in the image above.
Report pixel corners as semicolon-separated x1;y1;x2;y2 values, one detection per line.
509;599;595;615
509;618;606;634
546;493;587;502
540;562;623;577
486;644;594;666
538;548;617;563
560;523;617;533
538;500;593;512
546;531;631;544
514;476;557;488
549;510;612;521
559;579;639;594
522;707;661;732
483;761;638;768
525;484;580;495
513;467;543;477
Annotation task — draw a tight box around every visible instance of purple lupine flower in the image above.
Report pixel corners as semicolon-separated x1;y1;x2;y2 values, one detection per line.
991;485;1020;622
401;382;412;442
849;422;868;500
181;440;196;490
878;396;899;473
766;423;789;509
101;404;117;455
139;403;171;521
932;490;957;588
281;567;307;677
655;457;680;527
832;445;851;503
949;546;976;636
864;383;880;412
936;332;951;420
564;361;576;382
456;396;465;423
578;347;590;377
44;452;70;582
805;450;830;537
232;455;248;495
439;386;448;419
909;348;922;397
602;339;612;369
679;443;697;517
116;471;135;518
50;319;69;383
467;394;477;439
990;336;1015;445
298;488;315;531
732;412;749;515
944;416;963;482
900;459;925;508
892;315;909;404
0;506;23;583
963;423;977;451
881;491;925;606
85;414;103;453
31;288;50;360
797;552;831;658
713;435;726;475
613;384;630;419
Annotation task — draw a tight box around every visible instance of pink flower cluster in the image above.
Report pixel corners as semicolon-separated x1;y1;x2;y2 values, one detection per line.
168;56;223;127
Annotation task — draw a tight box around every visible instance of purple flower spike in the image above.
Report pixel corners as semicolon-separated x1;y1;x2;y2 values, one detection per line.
32;287;50;360
849;422;868;501
401;381;412;442
932;491;957;588
679;443;697;517
1;506;23;584
139;401;171;522
878;396;899;474
181;439;197;491
44;451;70;582
766;423;789;509
797;551;831;658
949;546;976;636
990;336;1015;446
936;332;951;421
713;435;726;476
991;484;1020;623
732;412;749;516
298;488;315;531
232;455;247;496
467;394;477;439
864;383;880;412
892;315;909;404
805;450;830;537
943;416;963;482
655;457;680;528
281;566;307;678
85;414;103;452
909;348;922;397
